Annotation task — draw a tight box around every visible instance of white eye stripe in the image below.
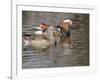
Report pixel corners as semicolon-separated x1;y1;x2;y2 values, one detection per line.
63;19;72;25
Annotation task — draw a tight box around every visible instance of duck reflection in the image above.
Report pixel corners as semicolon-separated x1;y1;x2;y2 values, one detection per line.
60;35;72;48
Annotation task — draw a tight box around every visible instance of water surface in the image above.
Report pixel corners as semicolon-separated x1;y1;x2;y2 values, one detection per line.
22;11;89;69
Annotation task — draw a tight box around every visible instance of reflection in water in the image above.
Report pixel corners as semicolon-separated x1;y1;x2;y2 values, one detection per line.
60;36;73;56
22;11;89;69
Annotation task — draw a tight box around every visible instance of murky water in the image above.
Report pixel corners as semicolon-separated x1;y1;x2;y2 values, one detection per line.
22;11;89;69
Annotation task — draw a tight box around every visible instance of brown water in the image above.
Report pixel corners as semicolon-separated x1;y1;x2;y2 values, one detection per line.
22;11;89;69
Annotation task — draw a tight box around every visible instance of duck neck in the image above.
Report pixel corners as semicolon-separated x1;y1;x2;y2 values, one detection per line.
42;29;47;33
